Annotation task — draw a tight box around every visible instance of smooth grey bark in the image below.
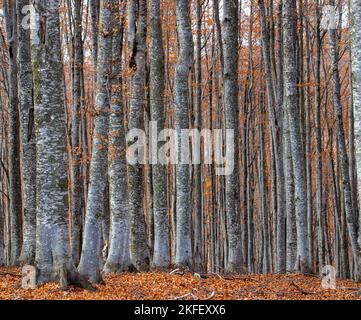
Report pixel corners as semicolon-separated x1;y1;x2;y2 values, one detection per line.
174;0;194;268
304;5;313;270
283;0;310;273
259;88;271;274
0;197;4;265
127;0;150;271
34;0;93;290
342;0;361;280
103;0;132;274
314;1;325;274
258;0;286;273
70;0;84;267
5;0;22;266
193;0;203;273
149;0;170;269
90;0;99;76
17;0;36;265
222;0;242;273
284;114;297;271
78;0;114;283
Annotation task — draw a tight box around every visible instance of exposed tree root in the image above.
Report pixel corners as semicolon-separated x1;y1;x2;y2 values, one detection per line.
57;264;96;292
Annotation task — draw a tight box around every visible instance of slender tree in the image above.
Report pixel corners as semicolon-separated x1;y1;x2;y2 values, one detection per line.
78;0;114;283
127;0;150;271
222;0;242;273
149;0;170;269
103;0;132;274
349;0;361;280
4;0;22;266
283;0;310;273
174;0;194;268
17;0;36;265
70;0;84;267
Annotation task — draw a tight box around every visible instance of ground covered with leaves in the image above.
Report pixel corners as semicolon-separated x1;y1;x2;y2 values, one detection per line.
0;267;360;300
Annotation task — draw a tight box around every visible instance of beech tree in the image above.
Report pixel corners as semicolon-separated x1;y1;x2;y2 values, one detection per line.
78;0;114;283
174;0;194;268
222;0;242;273
34;0;92;289
127;0;150;271
350;0;361;280
1;0;361;286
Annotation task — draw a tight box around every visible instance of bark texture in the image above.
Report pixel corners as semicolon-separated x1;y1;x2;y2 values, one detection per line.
103;0;132;274
78;0;114;283
34;0;93;290
283;0;310;273
222;0;242;273
17;0;36;265
127;0;150;271
174;0;194;268
149;0;170;269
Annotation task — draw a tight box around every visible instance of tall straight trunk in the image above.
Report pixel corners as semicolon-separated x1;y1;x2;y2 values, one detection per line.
174;0;194;268
342;0;361;279
258;0;286;273
304;1;313;270
70;0;84;267
78;0;114;283
104;0;132;274
222;0;242;273
283;0;310;273
259;88;271;274
193;0;203;273
34;0;93;290
0;190;4;265
127;0;150;271
284;114;297;271
90;0;100;75
149;0;170;269
5;0;22;266
315;2;325;274
17;0;36;265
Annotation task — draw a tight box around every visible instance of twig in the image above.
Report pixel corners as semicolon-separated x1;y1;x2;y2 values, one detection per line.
174;292;199;300
169;268;182;275
204;291;216;300
289;281;315;295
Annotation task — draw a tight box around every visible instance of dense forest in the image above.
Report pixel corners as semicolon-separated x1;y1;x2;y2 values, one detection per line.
1;0;361;291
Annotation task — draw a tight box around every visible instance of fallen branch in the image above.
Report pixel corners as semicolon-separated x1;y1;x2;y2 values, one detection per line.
174;292;199;300
289;281;315;295
0;271;21;278
204;291;216;300
169;268;182;275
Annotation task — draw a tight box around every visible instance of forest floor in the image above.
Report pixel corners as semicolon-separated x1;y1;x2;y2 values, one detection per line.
0;267;361;300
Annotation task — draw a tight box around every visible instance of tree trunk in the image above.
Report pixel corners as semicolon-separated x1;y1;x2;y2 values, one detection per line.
222;0;242;273
127;0;150;271
341;0;361;279
258;0;286;273
193;0;203;273
5;0;22;266
70;0;84;267
78;0;114;283
283;0;310;273
149;0;170;269
17;0;36;265
103;0;132;274
173;0;194;268
35;0;93;290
